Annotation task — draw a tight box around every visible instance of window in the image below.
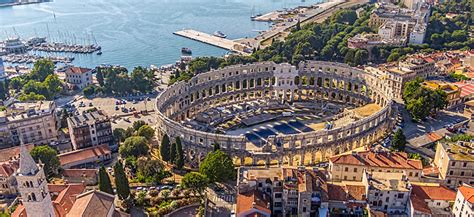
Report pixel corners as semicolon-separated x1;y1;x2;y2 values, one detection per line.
345;167;348;172
397;193;404;199
449;171;454;175
461;171;465;176
274;202;282;207
344;176;347;180
303;207;307;212
451;162;456;166
275;193;282;198
385;197;389;202
463;162;467;167
353;168;357;172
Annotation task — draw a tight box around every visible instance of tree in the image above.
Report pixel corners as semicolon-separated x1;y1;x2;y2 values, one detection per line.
83;85;95;97
403;78;448;120
181;172;209;196
31;59;54;81
113;128;127;143
391;129;407;151
98;166;114;195
119;136;149;158
114;161;130;200
174;137;184;169
170;142;176;165
199;150;235;183
137;125;154;141
30;145;60;177
160;134;171;162
132;120;146;131
213;143;220;151
96;68;105;86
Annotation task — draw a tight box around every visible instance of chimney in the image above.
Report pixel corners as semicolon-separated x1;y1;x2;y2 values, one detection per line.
351;151;357;156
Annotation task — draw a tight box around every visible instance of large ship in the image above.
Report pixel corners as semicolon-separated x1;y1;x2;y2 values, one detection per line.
213;31;227;38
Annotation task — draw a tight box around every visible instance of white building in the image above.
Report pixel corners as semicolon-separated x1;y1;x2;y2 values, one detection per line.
363;171;411;215
14;143;55;217
409;23;427;44
65;67;93;89
453;184;474;217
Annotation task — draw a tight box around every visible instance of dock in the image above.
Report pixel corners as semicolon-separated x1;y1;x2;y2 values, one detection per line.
173;29;250;55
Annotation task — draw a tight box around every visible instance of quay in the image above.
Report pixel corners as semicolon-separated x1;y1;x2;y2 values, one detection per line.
173;29;250;55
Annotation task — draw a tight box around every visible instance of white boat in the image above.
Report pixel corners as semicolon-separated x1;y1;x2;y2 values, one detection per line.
213;31;227;38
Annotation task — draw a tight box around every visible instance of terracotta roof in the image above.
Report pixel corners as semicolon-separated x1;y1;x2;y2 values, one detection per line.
58;145;111;166
411;185;456;201
459;185;474;204
62;169;98;178
454;81;474;98
327;183;366;202
330;151;423;170
66;67;91;74
370;210;387;217
422;166;439;177
53;184;86;217
236;190;271;215
410;193;431;214
0;162;17;177
427;132;443;142
67;190;125;217
0;144;34;162
11;204;26;217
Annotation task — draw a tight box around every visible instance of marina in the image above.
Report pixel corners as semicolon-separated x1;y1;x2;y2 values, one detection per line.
2;54;74;64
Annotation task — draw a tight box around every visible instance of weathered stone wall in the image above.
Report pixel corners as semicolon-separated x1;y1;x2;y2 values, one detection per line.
155;61;394;167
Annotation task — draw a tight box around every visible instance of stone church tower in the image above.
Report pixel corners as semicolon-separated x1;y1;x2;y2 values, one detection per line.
15;144;55;217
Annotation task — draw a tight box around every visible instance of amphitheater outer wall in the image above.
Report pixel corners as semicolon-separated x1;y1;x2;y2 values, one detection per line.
155;61;394;166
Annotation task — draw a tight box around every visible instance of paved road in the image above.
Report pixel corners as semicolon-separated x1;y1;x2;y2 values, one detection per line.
399;104;467;139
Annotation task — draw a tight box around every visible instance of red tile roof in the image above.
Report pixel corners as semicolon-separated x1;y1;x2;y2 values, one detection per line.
459;185;474;204
62;169;98;178
330;151;423;170
410;193;431;214
0;144;34;162
11;204;26;217
51;184;86;217
327;184;366;202
422;166;439;177
412;185;456;201
0;162;17;177
58;145;111;166
66;67;91;74
236;190;271;215
454;81;474;98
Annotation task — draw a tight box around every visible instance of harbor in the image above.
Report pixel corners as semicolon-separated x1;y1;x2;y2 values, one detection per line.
2;54;74;64
173;29;251;55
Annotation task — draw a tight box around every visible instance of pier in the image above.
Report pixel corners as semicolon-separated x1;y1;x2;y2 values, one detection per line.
173;29;250;55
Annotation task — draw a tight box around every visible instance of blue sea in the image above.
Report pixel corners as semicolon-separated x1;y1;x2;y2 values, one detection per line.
0;0;323;69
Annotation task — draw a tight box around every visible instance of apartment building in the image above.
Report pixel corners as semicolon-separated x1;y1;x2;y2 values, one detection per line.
64;66;93;89
0;161;18;196
421;80;462;108
328;150;423;182
408;184;457;216
0;101;58;148
453;184;474;217
363;171;411;215
236;167;328;217
434;141;474;189
365;55;437;99
67;110;113;150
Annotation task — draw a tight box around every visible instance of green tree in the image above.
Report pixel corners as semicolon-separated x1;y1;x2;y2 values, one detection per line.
181;172;209;196
119;136;149;158
137;125;154;141
83;85;95;97
31;59;54;81
170;142;176;165
391;129;407;151
113;128;127;143
174;137;184;169
160;134;171;162
96;68;105;86
132;120;146;131
114;161;130;200
98;166;114;195
30;145;60;177
199;150;235;183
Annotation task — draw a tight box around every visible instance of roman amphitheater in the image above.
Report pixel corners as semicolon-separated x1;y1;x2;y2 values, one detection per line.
155;61;395;167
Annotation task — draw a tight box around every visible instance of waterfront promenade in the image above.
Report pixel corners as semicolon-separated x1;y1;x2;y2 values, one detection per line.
174;29;250;55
